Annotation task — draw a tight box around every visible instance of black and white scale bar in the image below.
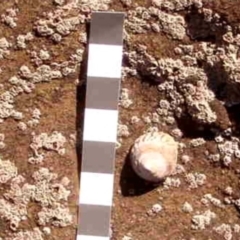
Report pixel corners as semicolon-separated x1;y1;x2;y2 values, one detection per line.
77;12;125;240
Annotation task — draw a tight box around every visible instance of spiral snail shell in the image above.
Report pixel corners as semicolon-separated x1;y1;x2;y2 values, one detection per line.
130;131;178;182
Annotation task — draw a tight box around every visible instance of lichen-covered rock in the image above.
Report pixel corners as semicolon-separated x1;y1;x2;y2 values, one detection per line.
130;131;178;182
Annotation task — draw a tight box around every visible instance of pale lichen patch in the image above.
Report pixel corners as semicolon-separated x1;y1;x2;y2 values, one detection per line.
38;203;72;227
0;37;11;59
1;8;19;28
32;168;71;207
0;158;18;184
213;224;233;240
119;88;133;109
29;131;66;164
118;124;130;138
182;202;193;213
201;194;224;208
191;210;216;230
163;177;181;189
185;172;206;189
6;227;44;240
0;165;72;232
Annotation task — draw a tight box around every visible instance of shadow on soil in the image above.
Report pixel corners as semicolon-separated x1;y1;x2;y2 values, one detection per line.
185;6;225;42
227;103;240;134
175;114;216;140
76;72;86;179
120;151;161;197
76;22;90;179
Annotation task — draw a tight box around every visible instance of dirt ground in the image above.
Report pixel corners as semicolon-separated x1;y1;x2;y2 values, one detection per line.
1;0;240;240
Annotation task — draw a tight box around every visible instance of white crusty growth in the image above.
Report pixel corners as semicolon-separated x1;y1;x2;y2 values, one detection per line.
130;131;178;182
0;158;18;183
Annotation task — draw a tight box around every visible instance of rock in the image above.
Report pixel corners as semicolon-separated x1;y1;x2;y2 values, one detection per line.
130;131;178;182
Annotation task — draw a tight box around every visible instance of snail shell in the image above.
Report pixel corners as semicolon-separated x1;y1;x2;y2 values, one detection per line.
130;131;178;182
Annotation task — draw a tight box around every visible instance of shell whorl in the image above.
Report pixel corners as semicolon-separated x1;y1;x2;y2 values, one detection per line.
130;131;178;182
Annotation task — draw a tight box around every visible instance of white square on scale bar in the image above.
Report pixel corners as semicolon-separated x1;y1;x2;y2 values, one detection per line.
87;44;123;79
79;172;114;206
83;108;118;143
76;235;109;240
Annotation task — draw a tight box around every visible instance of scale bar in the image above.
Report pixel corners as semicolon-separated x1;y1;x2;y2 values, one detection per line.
77;12;125;240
